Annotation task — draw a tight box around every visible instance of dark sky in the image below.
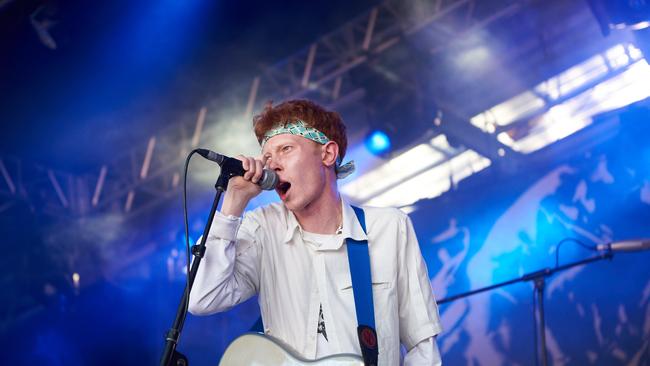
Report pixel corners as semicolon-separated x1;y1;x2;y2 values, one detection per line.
0;0;380;172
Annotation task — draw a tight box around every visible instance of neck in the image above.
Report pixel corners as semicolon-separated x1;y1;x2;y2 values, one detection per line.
294;181;342;234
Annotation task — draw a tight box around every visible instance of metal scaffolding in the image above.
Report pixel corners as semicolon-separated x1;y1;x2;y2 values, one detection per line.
1;0;533;220
1;0;636;220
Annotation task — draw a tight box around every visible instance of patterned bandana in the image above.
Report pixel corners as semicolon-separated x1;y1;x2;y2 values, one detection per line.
262;120;355;179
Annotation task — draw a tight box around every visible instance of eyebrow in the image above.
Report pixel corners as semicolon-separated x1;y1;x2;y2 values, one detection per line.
265;141;294;154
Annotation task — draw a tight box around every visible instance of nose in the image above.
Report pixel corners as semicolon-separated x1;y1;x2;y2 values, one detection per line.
267;156;282;171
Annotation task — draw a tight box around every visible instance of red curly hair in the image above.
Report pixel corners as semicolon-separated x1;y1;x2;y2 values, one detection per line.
253;99;348;159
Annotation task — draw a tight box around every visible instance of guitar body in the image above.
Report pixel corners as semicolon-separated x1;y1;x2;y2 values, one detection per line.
219;333;364;366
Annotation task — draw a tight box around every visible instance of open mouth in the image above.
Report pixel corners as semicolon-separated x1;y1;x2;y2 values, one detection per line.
276;181;291;198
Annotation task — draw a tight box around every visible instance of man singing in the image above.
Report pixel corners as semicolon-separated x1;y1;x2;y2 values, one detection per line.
189;99;442;365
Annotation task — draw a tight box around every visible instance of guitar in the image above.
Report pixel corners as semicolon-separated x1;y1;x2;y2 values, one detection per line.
219;332;364;365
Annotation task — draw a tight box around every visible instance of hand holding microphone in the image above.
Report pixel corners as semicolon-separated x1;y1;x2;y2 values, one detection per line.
196;149;278;217
196;148;278;190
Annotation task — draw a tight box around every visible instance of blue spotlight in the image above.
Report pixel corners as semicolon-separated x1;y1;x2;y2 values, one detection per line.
365;130;391;155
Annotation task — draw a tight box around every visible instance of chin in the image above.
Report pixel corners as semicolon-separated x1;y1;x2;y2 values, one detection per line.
281;197;309;214
282;200;300;213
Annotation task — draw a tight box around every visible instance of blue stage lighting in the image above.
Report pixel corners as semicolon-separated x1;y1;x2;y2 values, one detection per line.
365;130;391;155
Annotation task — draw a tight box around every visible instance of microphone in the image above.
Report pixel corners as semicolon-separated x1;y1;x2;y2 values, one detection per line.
196;148;278;191
596;239;650;253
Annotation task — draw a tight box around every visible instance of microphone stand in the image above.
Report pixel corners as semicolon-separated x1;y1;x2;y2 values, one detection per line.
160;162;240;366
437;250;614;366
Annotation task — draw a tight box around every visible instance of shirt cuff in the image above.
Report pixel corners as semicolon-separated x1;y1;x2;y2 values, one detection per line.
404;336;442;366
404;321;443;351
207;211;242;242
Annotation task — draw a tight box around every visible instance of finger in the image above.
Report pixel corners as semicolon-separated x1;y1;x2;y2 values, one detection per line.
237;155;249;171
243;157;255;180
252;159;264;183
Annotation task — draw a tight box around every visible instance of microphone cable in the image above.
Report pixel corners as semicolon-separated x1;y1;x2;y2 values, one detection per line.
178;149;201;336
554;237;597;269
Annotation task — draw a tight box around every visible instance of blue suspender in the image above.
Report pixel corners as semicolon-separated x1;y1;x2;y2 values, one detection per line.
346;206;375;329
346;205;378;365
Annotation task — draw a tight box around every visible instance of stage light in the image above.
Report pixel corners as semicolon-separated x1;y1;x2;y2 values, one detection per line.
72;272;80;293
365;130;391;155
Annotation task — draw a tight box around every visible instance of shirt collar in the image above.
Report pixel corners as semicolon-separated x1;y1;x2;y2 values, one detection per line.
281;199;368;245
340;199;368;242
282;207;301;243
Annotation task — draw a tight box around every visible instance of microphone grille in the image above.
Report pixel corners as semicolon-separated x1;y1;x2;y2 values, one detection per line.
259;170;279;191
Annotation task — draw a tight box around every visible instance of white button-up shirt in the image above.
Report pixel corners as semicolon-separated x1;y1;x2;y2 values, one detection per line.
189;200;442;365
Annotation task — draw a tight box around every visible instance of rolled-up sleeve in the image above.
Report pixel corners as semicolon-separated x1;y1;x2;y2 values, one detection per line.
397;214;443;351
404;336;442;366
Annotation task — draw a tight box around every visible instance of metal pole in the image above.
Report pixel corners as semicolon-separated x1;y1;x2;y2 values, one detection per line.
534;277;548;366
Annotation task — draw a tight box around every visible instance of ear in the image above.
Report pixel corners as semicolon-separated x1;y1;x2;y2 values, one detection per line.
321;141;339;168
